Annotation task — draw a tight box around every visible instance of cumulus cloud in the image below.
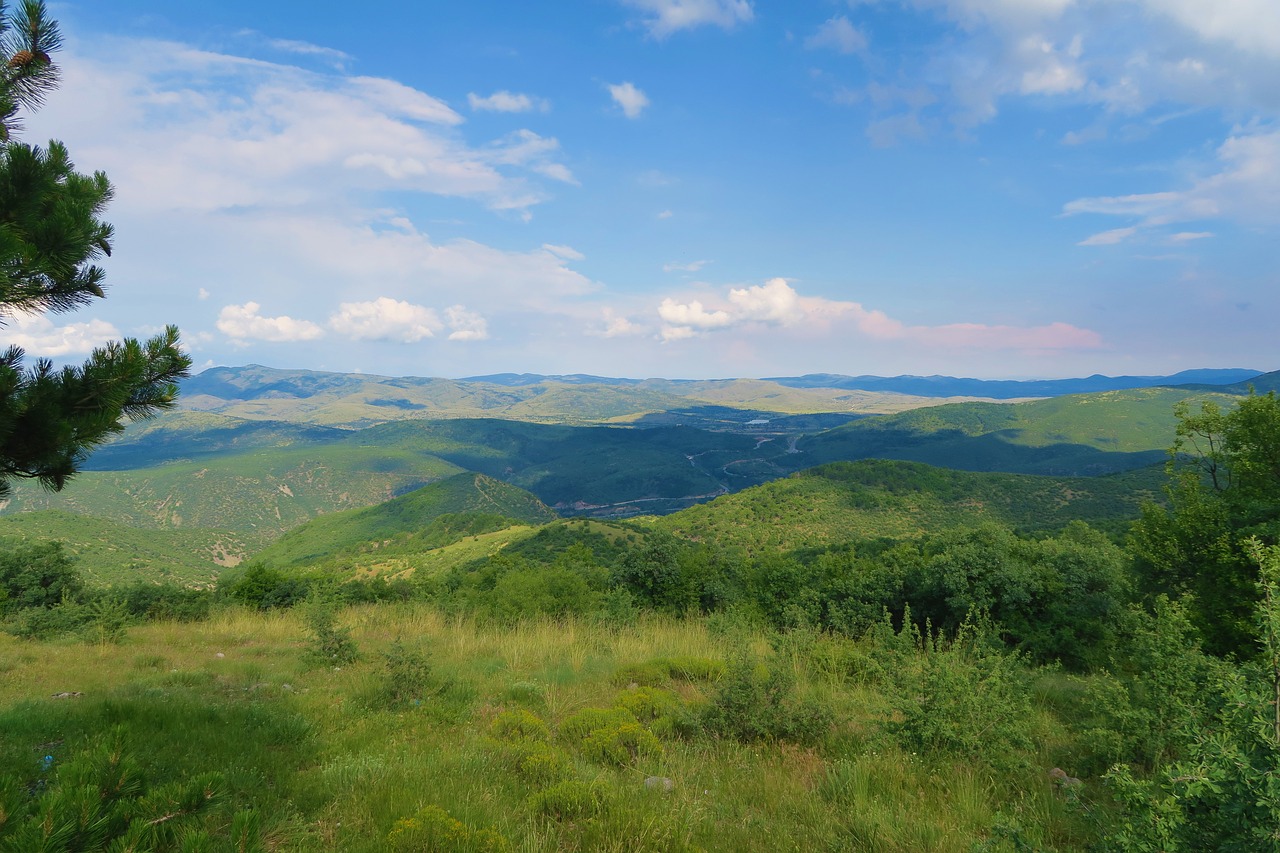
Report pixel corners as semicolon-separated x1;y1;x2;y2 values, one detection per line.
445;306;489;341
1;314;122;356
217;302;324;342
608;82;650;119
621;0;754;38
655;278;1101;350
805;16;868;55
329;297;442;342
468;90;549;113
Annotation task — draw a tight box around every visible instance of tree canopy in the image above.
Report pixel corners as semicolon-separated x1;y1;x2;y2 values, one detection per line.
0;0;190;499
1132;390;1280;654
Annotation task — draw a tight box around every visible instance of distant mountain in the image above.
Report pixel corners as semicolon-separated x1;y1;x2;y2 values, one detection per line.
175;365;966;427
762;368;1263;399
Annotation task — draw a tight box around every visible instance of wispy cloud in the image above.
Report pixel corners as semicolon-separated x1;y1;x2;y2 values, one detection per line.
468;90;550;113
805;16;867;55
621;0;754;38
1065;127;1280;238
663;259;709;272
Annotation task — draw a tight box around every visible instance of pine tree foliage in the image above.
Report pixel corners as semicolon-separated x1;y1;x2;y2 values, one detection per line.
0;0;190;499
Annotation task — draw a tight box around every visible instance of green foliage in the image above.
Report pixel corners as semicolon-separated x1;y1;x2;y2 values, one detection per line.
1102;540;1280;852
0;538;80;612
700;645;832;745
1132;391;1280;654
387;804;510;853
0;18;192;497
489;709;550;743
870;613;1036;770
302;601;359;667
526;780;608;821
222;563;310;610
373;640;437;709
555;703;666;767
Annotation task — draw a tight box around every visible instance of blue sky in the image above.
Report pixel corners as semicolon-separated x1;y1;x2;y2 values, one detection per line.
9;0;1278;379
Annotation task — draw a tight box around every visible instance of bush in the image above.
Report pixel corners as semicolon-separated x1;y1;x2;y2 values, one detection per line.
302;602;359;667
870;612;1036;770
489;709;550;743
387;805;510;853
527;780;608;820
0;540;83;614
700;647;832;745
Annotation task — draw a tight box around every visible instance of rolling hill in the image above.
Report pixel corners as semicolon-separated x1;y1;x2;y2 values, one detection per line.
253;472;556;569
651;459;1166;554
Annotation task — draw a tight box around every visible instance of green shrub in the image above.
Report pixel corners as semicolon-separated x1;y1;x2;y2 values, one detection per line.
387;804;510;852
302;602;359;667
0;731;256;853
559;707;639;743
502;680;547;709
871;613;1035;769
701;648;832;745
581;720;662;766
489;709;550;743
527;780;608;820
489;738;573;785
666;655;725;682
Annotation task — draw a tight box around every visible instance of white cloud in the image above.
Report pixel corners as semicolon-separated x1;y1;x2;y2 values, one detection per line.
657;209;674;219
217;302;324;342
1142;0;1280;59
1;314;122;356
468;91;549;113
608;82;651;118
197;288;210;300
266;37;352;68
543;243;585;261
445;306;489;341
26;38;573;218
805;16;868;55
329;297;442;342
663;259;709;272
655;278;1101;350
1169;231;1213;242
657;298;733;329
1077;226;1138;246
1064;127;1280;235
621;0;754;38
595;308;646;337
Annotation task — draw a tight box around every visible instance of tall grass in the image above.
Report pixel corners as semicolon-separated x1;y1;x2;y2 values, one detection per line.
0;605;1090;851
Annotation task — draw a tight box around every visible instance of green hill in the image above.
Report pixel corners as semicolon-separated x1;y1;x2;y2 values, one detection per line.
792;386;1244;476
345;419;775;513
651;459;1164;554
0;511;242;587
83;411;346;470
254;473;555;568
0;444;464;552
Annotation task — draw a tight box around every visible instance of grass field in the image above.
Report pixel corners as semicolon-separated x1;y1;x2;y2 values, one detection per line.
0;606;1092;852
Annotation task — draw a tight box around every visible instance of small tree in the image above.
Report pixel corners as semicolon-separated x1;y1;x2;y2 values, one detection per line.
0;0;190;499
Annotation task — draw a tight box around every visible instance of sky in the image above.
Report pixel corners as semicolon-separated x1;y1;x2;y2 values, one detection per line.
6;0;1278;380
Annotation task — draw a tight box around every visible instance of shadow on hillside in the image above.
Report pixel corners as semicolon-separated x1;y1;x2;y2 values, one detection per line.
799;427;1166;477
